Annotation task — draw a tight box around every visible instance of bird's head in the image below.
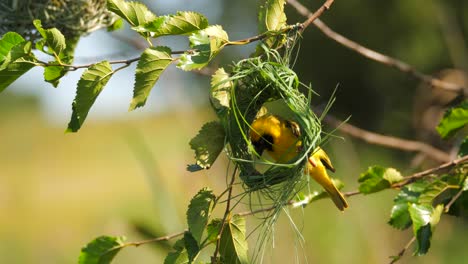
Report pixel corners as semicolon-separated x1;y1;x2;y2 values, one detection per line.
249;115;279;155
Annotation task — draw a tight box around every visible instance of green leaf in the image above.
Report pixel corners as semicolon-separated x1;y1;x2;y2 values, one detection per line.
33;20;46;37
187;188;216;245
463;176;468;191
107;18;124;32
0;32;26;63
459;136;468;157
436;101;468;139
33;20;66;56
164;238;189;264
107;0;157;27
78;235;126;264
408;204;443;256
258;0;287;32
183;232;200;262
388;184;424;230
257;0;287;52
210;67;231;116
206;218;222;243
189;121;226;169
33;20;75;86
0;58;35;93
129;46;172;110
219;215;249;264
142;11;208;37
45;28;66;55
0;32;33;74
44;65;65;87
418;180;456;206
177;25;229;71
43;37;79;87
67;61;113;132
358;166;403;194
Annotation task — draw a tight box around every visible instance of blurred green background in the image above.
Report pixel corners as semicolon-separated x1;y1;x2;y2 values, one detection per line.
1;0;467;263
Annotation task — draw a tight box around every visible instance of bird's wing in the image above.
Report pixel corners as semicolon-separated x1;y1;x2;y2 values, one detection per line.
320;154;336;173
285;120;301;138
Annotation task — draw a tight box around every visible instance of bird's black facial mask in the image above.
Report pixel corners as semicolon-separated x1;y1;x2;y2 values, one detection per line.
252;134;274;155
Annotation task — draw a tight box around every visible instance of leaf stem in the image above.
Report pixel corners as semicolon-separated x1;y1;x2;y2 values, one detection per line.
212;166;238;264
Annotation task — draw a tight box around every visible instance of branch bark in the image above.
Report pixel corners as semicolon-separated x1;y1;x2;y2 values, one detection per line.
287;0;466;95
322;114;451;163
392;155;468;188
300;0;334;30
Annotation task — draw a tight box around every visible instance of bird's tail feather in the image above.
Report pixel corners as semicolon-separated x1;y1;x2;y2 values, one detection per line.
325;184;349;211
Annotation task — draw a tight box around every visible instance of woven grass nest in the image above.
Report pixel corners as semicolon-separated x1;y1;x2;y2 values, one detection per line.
211;49;323;202
0;0;117;40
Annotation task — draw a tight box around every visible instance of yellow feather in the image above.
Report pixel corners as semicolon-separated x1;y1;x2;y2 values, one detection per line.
250;114;349;210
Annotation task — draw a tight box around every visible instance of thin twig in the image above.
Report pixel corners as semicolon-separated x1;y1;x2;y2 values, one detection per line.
392;155;468;188
212;166;238;264
389;236;416;264
227;0;335;45
322;114;451;163
343;189;361;197
444;186;465;213
300;0;334;31
108;230;186;253
286;0;466;94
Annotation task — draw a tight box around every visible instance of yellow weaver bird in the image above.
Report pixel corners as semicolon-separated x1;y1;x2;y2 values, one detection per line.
249;114;349;211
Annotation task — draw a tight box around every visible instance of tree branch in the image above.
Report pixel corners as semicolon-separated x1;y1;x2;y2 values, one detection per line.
105;229;186;255
217;0;335;46
322;114;451;163
286;0;466;95
389;236;416;264
300;0;334;31
392;155;468;188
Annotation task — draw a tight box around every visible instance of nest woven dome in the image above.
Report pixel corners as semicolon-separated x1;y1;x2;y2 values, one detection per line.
214;50;322;198
0;0;117;41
